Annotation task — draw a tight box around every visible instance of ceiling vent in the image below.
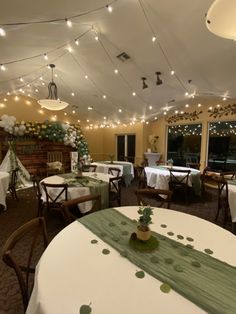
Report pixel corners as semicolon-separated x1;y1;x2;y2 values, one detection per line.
116;52;131;62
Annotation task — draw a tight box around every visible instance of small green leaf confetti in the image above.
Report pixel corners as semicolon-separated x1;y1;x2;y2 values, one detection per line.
165;258;174;265
186;244;194;249
150;256;159;263
191;261;201;268
121;230;129;236
160;224;167;228
102;249;110;255
100;232;107;237
160;283;171;293
135;270;145;279
121;221;127;225
167;231;174;236
112;236;119;242
80;304;92;314
174;265;184;272
204;248;213;255
186;237;194;242
90;239;98;244
177;235;184;240
109;222;116;227
120;250;128;257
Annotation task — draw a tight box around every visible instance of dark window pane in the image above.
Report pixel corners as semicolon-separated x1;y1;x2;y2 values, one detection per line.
167;124;202;166
117;135;125;161
208;121;236;171
127;135;135;163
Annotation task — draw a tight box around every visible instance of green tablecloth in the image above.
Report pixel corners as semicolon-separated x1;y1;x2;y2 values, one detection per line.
101;162;133;186
59;173;109;209
80;208;236;314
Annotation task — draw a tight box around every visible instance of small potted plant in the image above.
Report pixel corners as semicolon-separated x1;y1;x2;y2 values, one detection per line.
136;207;153;241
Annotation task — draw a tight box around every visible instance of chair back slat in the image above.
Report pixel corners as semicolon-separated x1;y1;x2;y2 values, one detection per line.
109;176;122;206
136;188;172;209
108;167;121;177
41;183;68;209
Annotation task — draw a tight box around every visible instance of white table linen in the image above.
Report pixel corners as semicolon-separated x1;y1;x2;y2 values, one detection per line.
0;171;10;209
41;172;113;214
228;183;236;222
26;206;236;314
91;161;134;176
145;166;200;191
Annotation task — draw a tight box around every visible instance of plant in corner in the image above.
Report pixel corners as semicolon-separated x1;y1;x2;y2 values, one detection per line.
136;206;153;241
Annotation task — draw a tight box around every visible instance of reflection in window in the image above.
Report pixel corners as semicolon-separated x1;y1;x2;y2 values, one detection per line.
167;124;202;167
208;121;236;171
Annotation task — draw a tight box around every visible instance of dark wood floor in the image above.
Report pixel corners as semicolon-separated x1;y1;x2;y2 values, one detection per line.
0;178;232;314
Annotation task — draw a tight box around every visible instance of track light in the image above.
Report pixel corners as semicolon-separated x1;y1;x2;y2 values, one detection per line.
156;72;163;86
141;77;148;89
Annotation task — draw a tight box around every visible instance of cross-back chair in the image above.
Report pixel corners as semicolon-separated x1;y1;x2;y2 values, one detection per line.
169;169;191;204
82;164;97;172
201;167;219;199
61;194;101;224
2;217;48;312
41;182;68;213
46;151;64;176
135;188;172;209
136;166;147;188
108;167;121;177
8;168;19;200
32;175;44;217
214;176;231;228
220;171;236;181
109;176;123;207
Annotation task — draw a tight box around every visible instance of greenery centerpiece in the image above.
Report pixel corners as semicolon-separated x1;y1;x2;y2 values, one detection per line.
136;206;153;241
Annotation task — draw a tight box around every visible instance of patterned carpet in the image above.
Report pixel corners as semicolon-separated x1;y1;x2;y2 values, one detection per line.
0;179;231;314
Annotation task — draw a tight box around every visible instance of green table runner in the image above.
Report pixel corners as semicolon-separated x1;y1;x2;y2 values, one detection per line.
59;173;109;209
80;209;236;314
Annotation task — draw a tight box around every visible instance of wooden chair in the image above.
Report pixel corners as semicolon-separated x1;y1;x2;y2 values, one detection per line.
136;166;147;188
169;169;191;204
109;176;123;207
8;168;19;200
108;167;121;177
32;175;44;217
41;182;68;213
82;164;97;172
214;176;231;228
46;151;64;176
136;188;172;209
220;171;236;181
61;194;101;224
201;167;219;199
2;217;48;311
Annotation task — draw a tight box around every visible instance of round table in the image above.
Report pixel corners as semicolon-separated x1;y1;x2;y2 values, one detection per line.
26;207;236;314
0;171;10;209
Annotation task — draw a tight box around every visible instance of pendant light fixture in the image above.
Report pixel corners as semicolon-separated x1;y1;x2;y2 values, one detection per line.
38;64;69;111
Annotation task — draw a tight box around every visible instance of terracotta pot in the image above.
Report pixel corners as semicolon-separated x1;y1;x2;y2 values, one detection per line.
136;226;151;241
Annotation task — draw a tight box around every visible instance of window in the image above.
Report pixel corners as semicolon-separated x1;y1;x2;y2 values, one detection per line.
167;124;202;166
116;134;135;163
208;121;236;171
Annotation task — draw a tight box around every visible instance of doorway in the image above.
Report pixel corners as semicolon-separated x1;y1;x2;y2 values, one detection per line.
116;134;135;163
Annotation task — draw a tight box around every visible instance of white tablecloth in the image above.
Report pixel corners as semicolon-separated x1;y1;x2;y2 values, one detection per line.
92;161;134;176
228;183;236;222
41;172;113;214
0;171;10;209
145;166;200;191
26;206;236;314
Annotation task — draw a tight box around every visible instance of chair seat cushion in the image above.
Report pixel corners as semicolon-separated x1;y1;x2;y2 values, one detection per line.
47;161;62;171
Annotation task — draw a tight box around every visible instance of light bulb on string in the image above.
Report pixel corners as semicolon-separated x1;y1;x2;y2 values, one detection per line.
95;35;99;41
170;70;175;75
114;69;118;74
0;64;6;71
75;39;79;46
106;5;113;13
65;18;72;28
44;53;48;60
152;36;156;42
0;27;6;37
19;77;24;82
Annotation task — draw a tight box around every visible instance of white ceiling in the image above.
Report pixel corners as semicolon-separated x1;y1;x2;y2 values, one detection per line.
0;0;235;125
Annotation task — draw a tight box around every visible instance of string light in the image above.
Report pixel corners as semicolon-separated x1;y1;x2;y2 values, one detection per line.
71;92;75;96
132;92;136;96
95;35;99;41
19;77;24;82
0;28;6;37
106;5;113;13
223;97;227;101
170;70;175;75
102;95;107;99
185;92;189;96
65;18;72;27
118;109;122;113
114;69;118;74
152;36;156;42
85;75;88;79
67;46;73;53
75;39;79;46
44;53;48;60
0;64;6;71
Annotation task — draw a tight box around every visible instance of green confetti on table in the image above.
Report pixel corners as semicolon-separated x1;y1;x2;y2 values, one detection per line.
192;261;201;268
186;244;194;249
102;249;110;255
150;256;159;263
121;221;127;225
204;248;213;255
167;231;174;236
165;258;174;265
121;230;129;236
174;265;184;272
120;250;128;257
160;224;167;228
80;304;92;314
186;237;194;242
177;235;184;240
112;236;119;242
90;239;98;244
135;270;145;279
160;283;171;293
109;222;116;227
